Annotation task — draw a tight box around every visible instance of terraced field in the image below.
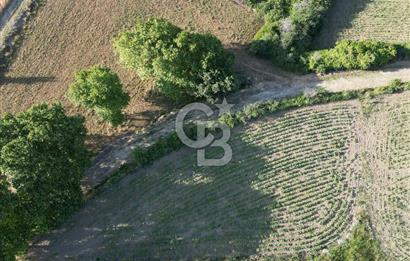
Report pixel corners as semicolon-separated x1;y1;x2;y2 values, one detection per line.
29;103;360;260
364;93;410;260
314;0;410;48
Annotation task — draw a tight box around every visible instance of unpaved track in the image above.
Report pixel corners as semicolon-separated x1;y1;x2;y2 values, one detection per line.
81;54;410;192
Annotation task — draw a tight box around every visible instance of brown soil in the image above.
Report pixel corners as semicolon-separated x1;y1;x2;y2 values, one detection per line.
0;0;262;151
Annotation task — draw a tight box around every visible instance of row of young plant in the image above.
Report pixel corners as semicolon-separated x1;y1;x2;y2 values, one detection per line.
130;80;410;170
245;0;410;74
261;214;385;260
257;114;352;255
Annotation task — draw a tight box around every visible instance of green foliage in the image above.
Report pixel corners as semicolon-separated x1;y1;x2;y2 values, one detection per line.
0;103;89;260
113;18;181;78
114;18;236;103
249;0;332;72
132;125;201;167
133;132;183;167
308;40;398;73
0;181;30;261
312;217;385;261
67;65;130;126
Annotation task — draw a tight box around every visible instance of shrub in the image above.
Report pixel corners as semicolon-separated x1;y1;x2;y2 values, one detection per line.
249;0;332;72
308;40;398;73
312;217;386;261
67;65;130;126
114;18;236;103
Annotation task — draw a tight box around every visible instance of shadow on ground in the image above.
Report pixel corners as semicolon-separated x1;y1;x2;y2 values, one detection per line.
313;0;373;49
29;132;275;260
0;76;56;85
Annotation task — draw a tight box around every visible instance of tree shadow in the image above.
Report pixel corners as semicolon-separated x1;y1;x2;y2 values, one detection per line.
0;76;56;85
313;0;374;49
29;130;275;260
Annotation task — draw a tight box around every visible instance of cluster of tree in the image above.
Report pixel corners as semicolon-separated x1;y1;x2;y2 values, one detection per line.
0;104;89;260
247;0;332;71
66;19;236;127
307;40;398;73
113;18;236;103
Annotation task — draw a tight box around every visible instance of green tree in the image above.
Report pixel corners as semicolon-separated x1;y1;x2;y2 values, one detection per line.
113;18;181;78
155;31;235;102
113;18;236;103
67;65;130;126
0;103;89;230
0;181;31;261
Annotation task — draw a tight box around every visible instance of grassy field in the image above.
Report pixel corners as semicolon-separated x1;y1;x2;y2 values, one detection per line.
0;0;261;150
314;0;410;48
29;102;360;260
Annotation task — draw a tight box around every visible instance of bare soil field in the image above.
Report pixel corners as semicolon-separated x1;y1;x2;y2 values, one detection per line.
314;0;410;48
0;0;262;150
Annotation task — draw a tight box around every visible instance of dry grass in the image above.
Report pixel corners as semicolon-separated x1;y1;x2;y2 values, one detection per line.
0;0;262;150
314;0;410;48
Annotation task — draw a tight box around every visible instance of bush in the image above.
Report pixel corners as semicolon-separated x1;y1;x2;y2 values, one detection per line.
249;0;332;72
114;18;236;103
312;216;386;261
67;65;130;126
307;40;398;73
0;103;89;260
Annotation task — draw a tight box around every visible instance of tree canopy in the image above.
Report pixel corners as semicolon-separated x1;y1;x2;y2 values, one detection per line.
114;18;236;103
67;65;130;126
0;103;89;260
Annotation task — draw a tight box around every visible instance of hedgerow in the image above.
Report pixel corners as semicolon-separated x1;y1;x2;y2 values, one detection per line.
0;104;89;260
114;18;236;103
307;40;398;73
220;80;410;127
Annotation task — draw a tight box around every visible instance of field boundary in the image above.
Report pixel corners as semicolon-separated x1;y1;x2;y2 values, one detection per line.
0;0;41;69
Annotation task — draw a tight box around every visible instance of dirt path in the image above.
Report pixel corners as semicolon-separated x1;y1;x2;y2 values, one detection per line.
81;50;410;192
